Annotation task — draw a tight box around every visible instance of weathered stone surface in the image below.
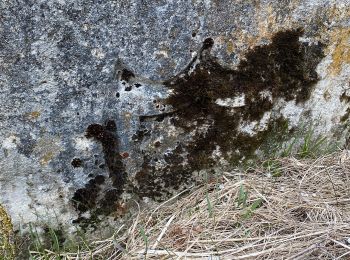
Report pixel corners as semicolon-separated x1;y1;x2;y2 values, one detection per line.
0;0;349;232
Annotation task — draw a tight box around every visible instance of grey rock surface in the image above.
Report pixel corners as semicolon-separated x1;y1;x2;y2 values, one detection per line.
0;0;349;232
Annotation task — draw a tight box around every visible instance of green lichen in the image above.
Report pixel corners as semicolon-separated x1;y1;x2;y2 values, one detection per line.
0;204;15;259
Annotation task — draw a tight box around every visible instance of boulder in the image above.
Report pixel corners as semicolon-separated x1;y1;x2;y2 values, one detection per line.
0;0;349;232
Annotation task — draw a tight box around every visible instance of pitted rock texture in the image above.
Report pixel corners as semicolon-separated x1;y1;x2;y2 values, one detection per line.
0;0;349;232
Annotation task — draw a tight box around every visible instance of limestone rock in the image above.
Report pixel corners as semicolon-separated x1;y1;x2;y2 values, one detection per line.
0;0;349;232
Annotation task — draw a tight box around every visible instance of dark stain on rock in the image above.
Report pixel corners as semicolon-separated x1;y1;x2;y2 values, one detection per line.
72;120;126;219
340;92;350;103
133;29;325;198
71;158;83;168
132;127;151;142
139;111;176;123
72;176;101;212
120;68;135;82
202;37;214;50
134;156;163;199
85;120;126;194
341;109;350;122
94;175;106;184
340;92;350;122
134;147;192;201
125;85;132;91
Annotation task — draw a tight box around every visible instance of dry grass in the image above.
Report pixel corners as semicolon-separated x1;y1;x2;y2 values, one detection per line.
30;150;350;259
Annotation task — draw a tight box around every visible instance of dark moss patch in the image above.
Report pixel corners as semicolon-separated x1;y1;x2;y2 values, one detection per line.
166;29;323;120
132;127;151;142
164;28;324;165
94;175;105;184
96;188;122;215
202;37;214;50
131;29;325;199
72;120;126;221
134;156;164;199
340;92;350;103
125;85;132;91
72;178;100;212
120;68;135;82
341;108;350;122
340;91;350;122
71;214;100;231
85;120;126;191
134;147;192;201
71;158;83;168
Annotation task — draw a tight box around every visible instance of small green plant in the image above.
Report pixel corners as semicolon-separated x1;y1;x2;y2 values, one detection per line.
27;224;95;259
298;127;328;158
206;193;213;218
236;185;263;220
260;120;337;161
242;198;263;219
28;223;44;255
262;159;282;177
203;171;218;219
139;225;149;256
48;227;61;257
237;184;248;208
280;137;297;157
287;123;339;159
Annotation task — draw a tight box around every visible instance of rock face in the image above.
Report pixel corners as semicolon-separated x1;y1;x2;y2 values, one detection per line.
0;0;349;232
